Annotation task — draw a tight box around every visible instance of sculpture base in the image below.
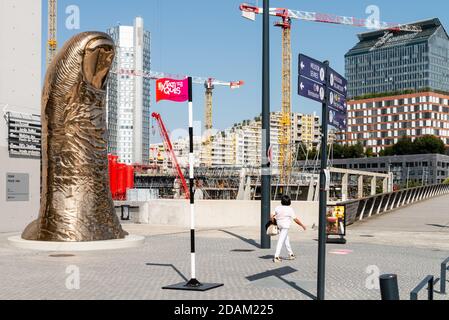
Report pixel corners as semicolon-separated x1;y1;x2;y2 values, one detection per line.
7;235;144;252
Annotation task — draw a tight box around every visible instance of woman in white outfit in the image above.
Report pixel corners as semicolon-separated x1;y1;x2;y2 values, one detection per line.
271;195;307;263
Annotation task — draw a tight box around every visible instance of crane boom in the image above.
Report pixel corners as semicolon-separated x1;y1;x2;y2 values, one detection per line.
116;69;244;88
152;112;190;200
240;3;422;33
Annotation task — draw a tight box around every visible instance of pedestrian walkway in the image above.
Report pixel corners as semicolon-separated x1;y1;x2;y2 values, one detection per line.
0;221;447;300
348;194;449;250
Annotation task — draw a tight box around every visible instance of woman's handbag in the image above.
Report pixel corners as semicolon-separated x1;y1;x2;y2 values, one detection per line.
266;223;279;236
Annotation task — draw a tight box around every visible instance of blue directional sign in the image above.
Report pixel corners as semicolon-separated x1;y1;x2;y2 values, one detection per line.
328;67;348;97
298;76;326;103
328;90;347;113
297;53;348;120
299;54;326;84
329;109;347;130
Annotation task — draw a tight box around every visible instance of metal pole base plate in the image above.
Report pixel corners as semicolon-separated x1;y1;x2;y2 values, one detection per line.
163;279;223;292
326;237;347;244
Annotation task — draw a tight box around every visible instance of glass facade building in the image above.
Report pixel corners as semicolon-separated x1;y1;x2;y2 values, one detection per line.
345;19;449;99
106;17;151;164
340;18;449;153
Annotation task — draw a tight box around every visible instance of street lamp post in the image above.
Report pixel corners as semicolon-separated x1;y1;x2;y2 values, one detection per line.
261;0;271;249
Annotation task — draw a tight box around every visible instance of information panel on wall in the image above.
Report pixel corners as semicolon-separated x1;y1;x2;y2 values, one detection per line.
7;112;41;159
6;173;30;202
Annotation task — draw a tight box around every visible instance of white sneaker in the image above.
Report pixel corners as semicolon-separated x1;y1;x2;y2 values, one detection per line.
286;254;296;260
273;257;282;263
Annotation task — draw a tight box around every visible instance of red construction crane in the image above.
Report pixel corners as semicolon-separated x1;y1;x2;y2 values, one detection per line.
151;112;190;199
239;3;422;183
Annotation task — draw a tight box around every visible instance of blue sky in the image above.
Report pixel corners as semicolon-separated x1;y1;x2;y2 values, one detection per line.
42;0;449;136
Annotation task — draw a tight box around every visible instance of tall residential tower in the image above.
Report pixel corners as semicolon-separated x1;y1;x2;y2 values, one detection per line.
107;17;151;164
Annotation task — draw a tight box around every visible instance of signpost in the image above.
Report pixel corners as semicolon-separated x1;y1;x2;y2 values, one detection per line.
298;77;326;104
329;109;347;131
298;53;348;300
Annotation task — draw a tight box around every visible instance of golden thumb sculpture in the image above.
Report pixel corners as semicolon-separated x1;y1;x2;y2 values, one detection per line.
22;32;127;241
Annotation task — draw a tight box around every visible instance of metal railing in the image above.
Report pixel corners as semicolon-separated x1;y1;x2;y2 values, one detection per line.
380;257;449;300
338;184;449;225
410;275;435;300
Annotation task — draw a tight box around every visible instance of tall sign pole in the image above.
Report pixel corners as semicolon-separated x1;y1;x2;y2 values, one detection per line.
317;61;330;300
298;54;348;300
261;0;271;249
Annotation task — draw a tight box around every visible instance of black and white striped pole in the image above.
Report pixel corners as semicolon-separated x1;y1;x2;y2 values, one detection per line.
163;77;223;292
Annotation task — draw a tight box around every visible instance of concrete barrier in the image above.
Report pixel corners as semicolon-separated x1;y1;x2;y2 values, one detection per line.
115;200;319;228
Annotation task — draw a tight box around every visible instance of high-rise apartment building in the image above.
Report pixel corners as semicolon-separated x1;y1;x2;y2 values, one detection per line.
106;17;151;164
345;18;449;99
340;18;449;152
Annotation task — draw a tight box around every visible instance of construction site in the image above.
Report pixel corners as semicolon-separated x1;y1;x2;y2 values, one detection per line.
3;0;426;209
107;2;422;202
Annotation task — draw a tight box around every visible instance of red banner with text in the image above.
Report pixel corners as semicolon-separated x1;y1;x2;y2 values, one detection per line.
156;78;189;103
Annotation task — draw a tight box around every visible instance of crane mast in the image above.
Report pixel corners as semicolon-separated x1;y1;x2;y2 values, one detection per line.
204;79;215;132
275;13;293;184
204;79;215;167
47;0;57;67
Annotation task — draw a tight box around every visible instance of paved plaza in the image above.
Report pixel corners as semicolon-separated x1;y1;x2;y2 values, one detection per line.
1;195;448;300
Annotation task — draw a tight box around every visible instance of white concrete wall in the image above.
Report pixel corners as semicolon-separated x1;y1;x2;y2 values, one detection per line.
0;0;41;232
116;200;319;228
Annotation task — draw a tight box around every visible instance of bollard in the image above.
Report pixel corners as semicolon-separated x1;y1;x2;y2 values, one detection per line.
441;257;449;294
379;274;400;300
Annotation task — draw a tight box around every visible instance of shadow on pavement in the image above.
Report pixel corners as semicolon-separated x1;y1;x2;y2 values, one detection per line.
246;266;316;300
426;224;449;229
146;263;188;282
219;229;261;249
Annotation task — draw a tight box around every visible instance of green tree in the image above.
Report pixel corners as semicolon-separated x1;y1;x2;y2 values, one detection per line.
413;135;445;154
380;146;394;156
365;147;375;158
296;143;318;161
392;136;415;155
332;143;345;159
349;142;364;158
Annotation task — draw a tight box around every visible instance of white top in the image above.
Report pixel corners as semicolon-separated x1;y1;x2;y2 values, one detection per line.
194;188;204;200
274;205;297;229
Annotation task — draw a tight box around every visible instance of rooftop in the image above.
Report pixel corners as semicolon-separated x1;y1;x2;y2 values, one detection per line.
346;18;447;56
